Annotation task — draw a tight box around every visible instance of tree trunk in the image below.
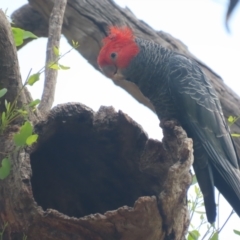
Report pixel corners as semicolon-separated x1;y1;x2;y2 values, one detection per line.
0;6;193;239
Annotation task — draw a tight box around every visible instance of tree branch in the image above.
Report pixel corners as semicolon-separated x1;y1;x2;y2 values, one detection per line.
37;0;67;113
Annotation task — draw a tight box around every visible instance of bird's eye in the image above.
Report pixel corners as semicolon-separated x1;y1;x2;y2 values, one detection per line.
110;52;117;59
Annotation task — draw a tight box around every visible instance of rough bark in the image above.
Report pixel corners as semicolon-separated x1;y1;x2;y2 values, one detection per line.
0;7;193;239
0;10;33;118
11;0;240;156
1;102;193;239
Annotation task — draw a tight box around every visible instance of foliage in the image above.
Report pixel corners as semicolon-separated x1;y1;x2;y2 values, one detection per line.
0;24;78;181
187;179;218;240
0;97;38;179
0;158;11;180
0;88;7;98
187;175;240;239
11;27;37;46
13;121;38;147
234;229;240;236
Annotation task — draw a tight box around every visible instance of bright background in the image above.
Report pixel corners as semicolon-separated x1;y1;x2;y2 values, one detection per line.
1;0;240;239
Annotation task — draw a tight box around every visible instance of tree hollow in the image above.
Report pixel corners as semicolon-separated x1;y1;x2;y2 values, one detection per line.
30;103;162;218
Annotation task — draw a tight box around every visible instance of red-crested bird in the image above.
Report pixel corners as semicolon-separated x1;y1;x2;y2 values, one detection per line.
97;26;240;223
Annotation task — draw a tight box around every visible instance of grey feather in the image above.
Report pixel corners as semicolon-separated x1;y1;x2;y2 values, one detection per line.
122;38;240;222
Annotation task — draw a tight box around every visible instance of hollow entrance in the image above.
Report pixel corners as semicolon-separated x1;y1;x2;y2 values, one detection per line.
30;104;162;218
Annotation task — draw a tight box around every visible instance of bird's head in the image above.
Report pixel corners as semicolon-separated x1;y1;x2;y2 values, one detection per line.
97;26;139;80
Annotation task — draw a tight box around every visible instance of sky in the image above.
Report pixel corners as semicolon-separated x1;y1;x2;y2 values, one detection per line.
1;0;240;239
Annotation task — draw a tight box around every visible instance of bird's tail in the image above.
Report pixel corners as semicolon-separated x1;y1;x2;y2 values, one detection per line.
212;163;240;218
194;164;216;223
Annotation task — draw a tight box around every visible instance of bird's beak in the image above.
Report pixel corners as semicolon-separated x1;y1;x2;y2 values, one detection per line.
100;65;125;81
112;70;125;81
100;65;117;79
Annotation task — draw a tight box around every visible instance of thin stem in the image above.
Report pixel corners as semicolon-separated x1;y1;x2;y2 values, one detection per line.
217;191;220;230
201;224;214;240
9;68;32;114
218;210;234;233
189;190;200;224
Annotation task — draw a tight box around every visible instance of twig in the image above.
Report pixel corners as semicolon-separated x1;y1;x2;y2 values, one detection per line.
218;210;234;233
217;191;220;230
38;0;67;113
37;47;75;75
201;224;215;240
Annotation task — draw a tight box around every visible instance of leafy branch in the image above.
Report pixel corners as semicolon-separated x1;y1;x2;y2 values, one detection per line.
186;177;240;240
0;25;78;180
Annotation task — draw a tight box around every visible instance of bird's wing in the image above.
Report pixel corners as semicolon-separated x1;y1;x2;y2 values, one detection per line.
167;54;240;212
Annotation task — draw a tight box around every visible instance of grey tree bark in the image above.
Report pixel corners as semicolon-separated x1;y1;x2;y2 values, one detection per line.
38;0;67;113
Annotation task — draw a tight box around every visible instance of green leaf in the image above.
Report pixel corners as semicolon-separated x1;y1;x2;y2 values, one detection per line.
194;185;201;195
48;63;61;70
29;99;40;108
17;109;28;115
4;99;8;110
22;30;37;40
187;234;194;240
72;40;79;48
0;158;11;179
12;27;24;46
27;73;40;86
191;174;197;185
26;134;38;146
53;46;60;56
59;64;70;70
228;116;235;123
234;229;240;236
210;232;218;240
12;28;37;47
188;230;200;240
5;101;11;114
0;88;7;98
1;112;6;123
231;133;240;137
13;121;33;146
